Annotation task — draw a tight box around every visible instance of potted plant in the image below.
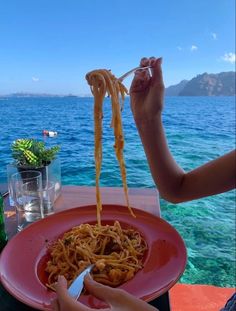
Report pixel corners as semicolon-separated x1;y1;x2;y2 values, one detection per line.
12;138;60;168
11;138;60;189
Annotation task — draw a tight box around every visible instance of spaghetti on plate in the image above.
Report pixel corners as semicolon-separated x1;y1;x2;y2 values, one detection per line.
46;221;147;289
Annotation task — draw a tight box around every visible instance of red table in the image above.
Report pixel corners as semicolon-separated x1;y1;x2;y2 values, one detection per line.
4;185;161;239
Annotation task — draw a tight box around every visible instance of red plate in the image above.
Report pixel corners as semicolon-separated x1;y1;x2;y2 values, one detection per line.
0;205;187;310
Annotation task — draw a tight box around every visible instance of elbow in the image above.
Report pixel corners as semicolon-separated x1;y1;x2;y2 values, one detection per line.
160;192;185;204
156;173;187;204
157;177;187;204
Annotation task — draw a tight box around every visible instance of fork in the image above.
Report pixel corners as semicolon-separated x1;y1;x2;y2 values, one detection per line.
68;264;94;299
118;66;152;82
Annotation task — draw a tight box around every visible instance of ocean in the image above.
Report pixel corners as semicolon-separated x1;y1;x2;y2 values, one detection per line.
0;96;235;287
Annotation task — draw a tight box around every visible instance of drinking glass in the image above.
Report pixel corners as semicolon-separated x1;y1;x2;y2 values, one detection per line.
9;170;43;231
42;181;55;216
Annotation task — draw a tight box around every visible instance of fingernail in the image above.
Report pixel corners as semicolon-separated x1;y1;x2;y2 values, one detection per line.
140;57;148;66
86;273;95;284
86;273;93;280
149;57;155;64
57;275;64;284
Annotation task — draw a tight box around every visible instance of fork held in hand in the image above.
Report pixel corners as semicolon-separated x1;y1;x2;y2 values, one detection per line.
118;66;152;82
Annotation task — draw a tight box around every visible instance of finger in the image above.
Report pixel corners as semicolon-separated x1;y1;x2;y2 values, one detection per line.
54;276;69;301
55;276;90;311
130;68;151;93
85;276;158;311
130;75;150;93
139;57;151;78
149;57;157;76
51;298;60;311
151;57;164;86
84;275;124;304
149;56;156;64
130;56;157;93
140;57;149;67
136;68;150;81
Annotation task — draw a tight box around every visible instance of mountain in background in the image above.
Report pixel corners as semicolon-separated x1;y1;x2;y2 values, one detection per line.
165;71;235;96
1;71;235;97
164;79;189;96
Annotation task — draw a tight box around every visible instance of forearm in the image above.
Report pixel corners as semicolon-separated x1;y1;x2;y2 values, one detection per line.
181;150;236;201
135;114;186;202
135;115;236;203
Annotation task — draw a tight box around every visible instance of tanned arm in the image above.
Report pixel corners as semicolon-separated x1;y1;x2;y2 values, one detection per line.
130;57;236;203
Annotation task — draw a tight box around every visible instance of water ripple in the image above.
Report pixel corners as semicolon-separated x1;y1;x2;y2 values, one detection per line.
0;96;235;287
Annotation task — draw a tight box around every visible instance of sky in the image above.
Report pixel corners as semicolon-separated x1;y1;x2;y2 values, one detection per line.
0;0;235;95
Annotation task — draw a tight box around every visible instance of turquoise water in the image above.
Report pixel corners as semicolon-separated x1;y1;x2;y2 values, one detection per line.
0;96;235;287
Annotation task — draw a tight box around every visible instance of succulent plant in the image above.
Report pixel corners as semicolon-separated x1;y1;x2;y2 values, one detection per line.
12;138;60;168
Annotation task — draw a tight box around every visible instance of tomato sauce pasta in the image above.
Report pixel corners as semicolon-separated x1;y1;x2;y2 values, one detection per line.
46;221;147;289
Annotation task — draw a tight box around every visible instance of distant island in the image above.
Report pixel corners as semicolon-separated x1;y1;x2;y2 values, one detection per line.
165;71;235;96
0;93;81;98
1;71;235;98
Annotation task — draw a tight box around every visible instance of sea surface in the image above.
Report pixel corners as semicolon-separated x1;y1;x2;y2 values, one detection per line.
0;96;235;287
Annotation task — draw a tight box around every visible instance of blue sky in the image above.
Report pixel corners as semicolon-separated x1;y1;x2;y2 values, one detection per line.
0;0;235;95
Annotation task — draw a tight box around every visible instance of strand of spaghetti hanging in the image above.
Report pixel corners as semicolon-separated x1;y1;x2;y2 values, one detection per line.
86;69;136;225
